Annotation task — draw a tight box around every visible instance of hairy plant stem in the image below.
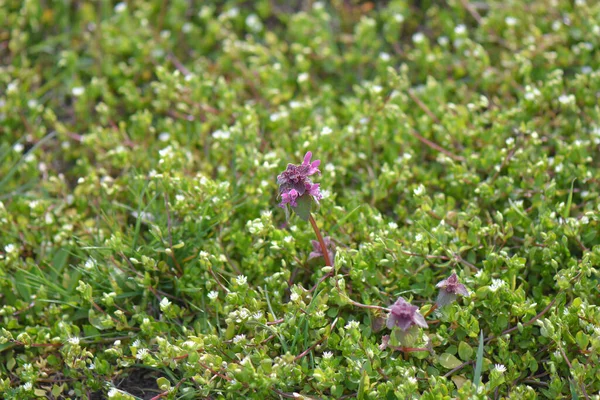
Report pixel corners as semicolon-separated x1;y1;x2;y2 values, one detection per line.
423;303;438;317
308;213;332;267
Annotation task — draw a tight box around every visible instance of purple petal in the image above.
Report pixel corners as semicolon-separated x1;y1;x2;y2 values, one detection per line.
303;152;312;165
436;278;448;288
436;291;456;307
456;283;469;297
412;312;428;329
386;314;398;330
394;316;415;331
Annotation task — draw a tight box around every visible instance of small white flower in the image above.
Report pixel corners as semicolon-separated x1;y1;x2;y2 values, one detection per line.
297;72;310;83
89;362;96;370
322;351;333;359
160;297;171;310
408;376;417;384
412;32;425;44
22;382;33;391
108;388;119;398
345;320;360;329
246;14;263;32
136;348;149;359
413;184;426;196
13;143;24;153
505;16;518;26
415;233;423;242
158;132;170;142
558;94;575;105
67;336;80;345
84;258;96;269
212;129;231;140
114;2;127;13
438;36;449;46
236;275;247;285
72;87;85;97
321;126;332;136
290;292;299;302
454;24;467;35
233;334;246;344
4;244;16;254
489;279;506;292
394;13;404;23
494;363;506;373
132;339;141;348
208;291;219;300
388;222;398;230
379;52;391;61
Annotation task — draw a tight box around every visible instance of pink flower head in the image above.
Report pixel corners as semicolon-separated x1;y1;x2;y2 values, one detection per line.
436;273;469;307
308;236;336;262
387;297;428;331
277;151;322;208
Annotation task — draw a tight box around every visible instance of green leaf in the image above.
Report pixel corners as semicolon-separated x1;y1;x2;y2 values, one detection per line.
458;341;473;361
439;353;462;369
563;179;576;220
473;330;485;388
293;194;312;221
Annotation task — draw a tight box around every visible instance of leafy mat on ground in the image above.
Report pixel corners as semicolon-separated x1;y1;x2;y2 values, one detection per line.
1;1;599;399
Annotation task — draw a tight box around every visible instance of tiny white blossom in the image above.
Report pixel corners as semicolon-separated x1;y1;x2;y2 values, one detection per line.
212;129;231;140
379;52;391;61
454;24;467;35
67;336;80;345
114;2;127;13
297;72;310;83
208;291;219;300
408;376;417;384
136;348;149;359
236;275;247;285
322;351;333;359
22;382;33;391
413;184;426;196
4;244;16;254
233;334;246;344
72;87;85;97
412;32;425;44
505;16;518;26
13;143;24;153
489;279;506;292
345;320;360;329
108;388;119;398
290;292;299;302
158;132;170;142
321;126;333;136
494;364;506;373
160;297;171;310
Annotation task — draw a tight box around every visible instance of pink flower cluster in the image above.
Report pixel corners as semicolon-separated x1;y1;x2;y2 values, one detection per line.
277;152;323;208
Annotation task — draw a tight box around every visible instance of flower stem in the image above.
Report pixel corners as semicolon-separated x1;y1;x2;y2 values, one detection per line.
423;303;438;318
308;213;332;267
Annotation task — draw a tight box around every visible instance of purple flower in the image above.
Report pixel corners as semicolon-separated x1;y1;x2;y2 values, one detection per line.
436;273;469;307
386;297;428;331
308;236;336;262
277;152;322;208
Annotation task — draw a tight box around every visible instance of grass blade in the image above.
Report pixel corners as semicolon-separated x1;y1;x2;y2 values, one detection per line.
473;329;484;388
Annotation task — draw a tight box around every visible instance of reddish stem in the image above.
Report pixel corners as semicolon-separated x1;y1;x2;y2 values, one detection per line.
308;214;332;267
423;303;438;318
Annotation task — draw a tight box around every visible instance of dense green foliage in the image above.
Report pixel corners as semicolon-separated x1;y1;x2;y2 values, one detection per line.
1;0;600;398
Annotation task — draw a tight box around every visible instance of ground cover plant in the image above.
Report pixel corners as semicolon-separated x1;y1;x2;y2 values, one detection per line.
1;0;600;398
